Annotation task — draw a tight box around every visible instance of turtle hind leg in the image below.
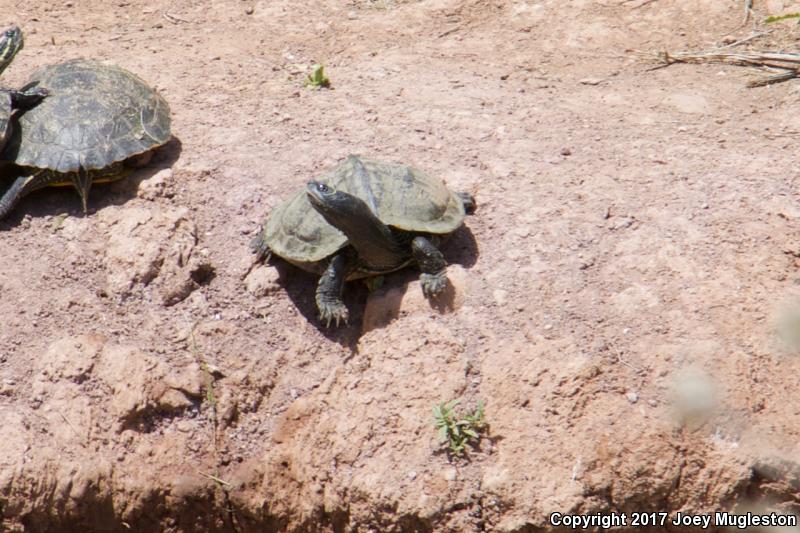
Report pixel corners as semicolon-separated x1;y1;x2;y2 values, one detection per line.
316;253;350;327
412;235;447;297
249;230;273;263
457;191;476;215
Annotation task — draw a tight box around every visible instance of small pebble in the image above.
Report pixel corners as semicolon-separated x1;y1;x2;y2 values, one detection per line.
560;147;572;156
626;392;639;403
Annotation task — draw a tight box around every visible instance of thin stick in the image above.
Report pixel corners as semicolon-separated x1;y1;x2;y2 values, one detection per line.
747;69;799;87
57;409;86;446
743;0;753;26
163;12;189;24
665;50;800;66
718;30;770;49
197;470;232;487
438;26;461;38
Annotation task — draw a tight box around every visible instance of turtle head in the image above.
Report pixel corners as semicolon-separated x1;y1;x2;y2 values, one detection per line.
0;27;23;77
306;179;406;268
306;180;368;223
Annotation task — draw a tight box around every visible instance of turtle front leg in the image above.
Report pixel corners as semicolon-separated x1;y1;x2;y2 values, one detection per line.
0;174;38;220
316;253;351;327
412;236;447;297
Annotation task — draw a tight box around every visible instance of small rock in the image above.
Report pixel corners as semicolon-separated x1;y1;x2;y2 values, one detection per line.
626;391;639;403
101;206;197;297
560;147;572;156
164;362;204;398
408;470;417;480
481;467;510;491
493;289;508;306
137;168;174;200
38;334;106;383
170;475;203;499
159;388;194;411
579;78;603;85
443;467;457;481
245;265;281;297
244;5;254;14
160;260;216;306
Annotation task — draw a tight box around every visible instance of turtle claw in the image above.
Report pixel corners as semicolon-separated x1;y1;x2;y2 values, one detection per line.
319;302;349;328
420;272;447;297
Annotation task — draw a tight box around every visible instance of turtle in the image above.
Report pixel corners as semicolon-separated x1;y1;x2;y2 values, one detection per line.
0;58;171;219
252;155;476;327
0;26;49;154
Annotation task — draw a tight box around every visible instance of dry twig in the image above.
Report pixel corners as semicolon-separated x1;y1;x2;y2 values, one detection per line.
651;48;800;87
163;12;189;24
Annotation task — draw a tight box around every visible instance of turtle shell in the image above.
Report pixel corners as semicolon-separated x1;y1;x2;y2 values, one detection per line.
0;91;12;153
262;155;466;266
6;58;171;172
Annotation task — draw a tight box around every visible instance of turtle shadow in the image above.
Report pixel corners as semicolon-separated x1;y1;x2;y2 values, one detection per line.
268;222;480;346
443;223;479;269
268;258;364;351
95;136;183;209
0;136;183;227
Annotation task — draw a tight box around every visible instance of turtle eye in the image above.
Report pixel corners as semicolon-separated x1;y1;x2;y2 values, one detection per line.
317;183;330;194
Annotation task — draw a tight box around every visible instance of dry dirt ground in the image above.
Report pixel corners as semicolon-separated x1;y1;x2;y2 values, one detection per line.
4;0;800;531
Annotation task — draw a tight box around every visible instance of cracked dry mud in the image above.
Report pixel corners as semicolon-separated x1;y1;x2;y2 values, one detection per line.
3;0;800;532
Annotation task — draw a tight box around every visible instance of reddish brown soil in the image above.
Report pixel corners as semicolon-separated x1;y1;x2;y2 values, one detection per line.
3;0;800;531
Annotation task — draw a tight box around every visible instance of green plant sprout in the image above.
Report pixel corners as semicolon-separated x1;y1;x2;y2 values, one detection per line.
305;64;331;88
433;399;486;456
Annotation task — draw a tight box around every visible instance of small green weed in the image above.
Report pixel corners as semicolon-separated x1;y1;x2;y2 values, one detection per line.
305;64;331;88
433;399;486;456
765;12;800;23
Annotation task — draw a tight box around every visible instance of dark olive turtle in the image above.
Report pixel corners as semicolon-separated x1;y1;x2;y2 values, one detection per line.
0;58;171;219
0;26;48;154
253;155;476;327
